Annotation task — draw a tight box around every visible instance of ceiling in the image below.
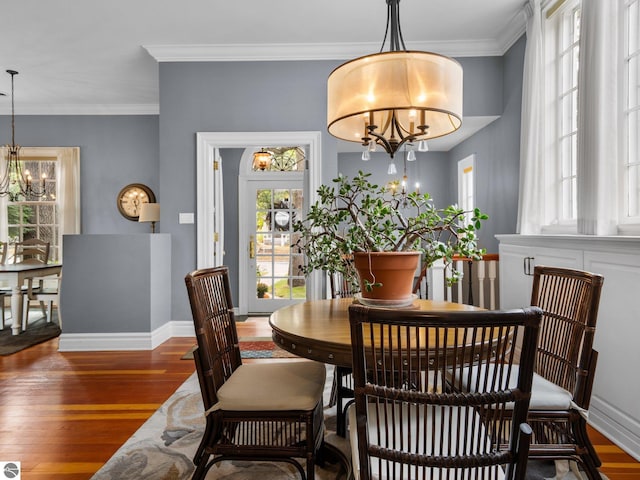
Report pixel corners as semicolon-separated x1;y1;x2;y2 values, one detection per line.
0;0;525;151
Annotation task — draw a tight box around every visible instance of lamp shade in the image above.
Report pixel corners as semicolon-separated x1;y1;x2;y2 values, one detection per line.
138;203;160;223
327;51;463;152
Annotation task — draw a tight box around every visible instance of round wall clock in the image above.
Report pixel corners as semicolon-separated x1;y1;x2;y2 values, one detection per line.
117;183;156;221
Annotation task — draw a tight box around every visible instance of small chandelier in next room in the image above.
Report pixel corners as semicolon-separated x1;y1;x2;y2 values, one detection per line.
327;0;463;158
0;69;48;200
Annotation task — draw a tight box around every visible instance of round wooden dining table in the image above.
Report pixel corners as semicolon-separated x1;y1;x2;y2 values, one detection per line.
269;297;482;367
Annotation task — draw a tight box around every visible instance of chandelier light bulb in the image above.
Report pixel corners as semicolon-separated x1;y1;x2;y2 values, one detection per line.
407;149;416;162
387;161;397;175
418;140;429;152
361;149;370;161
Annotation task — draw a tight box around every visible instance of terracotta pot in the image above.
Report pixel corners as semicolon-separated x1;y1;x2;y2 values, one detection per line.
353;251;420;302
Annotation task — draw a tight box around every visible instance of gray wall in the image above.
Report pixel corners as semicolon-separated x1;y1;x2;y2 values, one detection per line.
158;60;341;321
449;36;525;253
0;38;526;329
220;148;243;302
0;115;159;234
338;151;453;209
60;233;171;333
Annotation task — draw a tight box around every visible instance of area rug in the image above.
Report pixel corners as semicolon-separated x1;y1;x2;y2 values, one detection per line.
181;337;297;360
90;367;606;480
0;313;61;355
90;367;349;480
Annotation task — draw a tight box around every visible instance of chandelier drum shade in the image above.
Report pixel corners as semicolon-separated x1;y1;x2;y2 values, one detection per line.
327;0;463;158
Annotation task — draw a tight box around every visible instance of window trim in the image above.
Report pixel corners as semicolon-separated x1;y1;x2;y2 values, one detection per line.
0;146;80;262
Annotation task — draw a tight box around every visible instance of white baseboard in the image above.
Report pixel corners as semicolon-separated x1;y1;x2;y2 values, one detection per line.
589;396;640;462
57;320;196;351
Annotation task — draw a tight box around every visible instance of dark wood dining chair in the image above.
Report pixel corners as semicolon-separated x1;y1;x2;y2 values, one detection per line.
347;304;542;480
524;265;605;480
327;267;359;437
185;266;326;480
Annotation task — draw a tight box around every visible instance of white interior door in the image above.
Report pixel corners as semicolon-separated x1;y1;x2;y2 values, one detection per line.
243;180;307;313
245;179;305;313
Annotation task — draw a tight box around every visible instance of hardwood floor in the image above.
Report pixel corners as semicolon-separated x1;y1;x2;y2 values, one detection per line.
1;316;638;479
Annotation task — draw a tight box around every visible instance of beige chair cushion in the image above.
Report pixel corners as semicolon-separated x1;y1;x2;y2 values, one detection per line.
348;402;505;480
207;360;325;414
458;364;573;410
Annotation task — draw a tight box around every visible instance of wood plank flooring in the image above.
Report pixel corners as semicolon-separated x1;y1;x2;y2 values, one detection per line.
1;316;638;479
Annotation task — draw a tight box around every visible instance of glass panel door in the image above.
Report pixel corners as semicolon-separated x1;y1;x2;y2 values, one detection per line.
248;180;305;312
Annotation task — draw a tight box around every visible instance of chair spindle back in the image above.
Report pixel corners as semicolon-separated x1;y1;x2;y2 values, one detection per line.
185;266;242;411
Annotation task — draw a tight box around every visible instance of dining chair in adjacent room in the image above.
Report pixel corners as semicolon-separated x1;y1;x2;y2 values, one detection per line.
524;266;605;480
185;266;326;480
327;267;359;437
347;304;542;480
22;270;62;330
12;238;50;264
12;239;52;323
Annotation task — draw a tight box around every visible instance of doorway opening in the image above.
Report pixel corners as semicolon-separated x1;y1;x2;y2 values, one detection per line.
196;131;322;314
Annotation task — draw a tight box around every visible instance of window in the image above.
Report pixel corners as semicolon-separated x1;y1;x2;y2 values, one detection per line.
541;0;639;232
8;157;59;262
544;0;581;227
624;0;640;220
458;154;475;227
0;146;80;263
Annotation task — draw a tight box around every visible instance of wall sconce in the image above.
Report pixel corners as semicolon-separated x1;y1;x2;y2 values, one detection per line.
139;203;160;233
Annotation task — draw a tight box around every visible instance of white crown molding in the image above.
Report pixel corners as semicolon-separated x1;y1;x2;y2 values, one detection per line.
497;8;528;54
143;33;524;64
0;104;159;115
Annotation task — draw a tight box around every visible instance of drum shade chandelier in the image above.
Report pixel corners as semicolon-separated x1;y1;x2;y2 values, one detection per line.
327;0;463;158
0;69;48;199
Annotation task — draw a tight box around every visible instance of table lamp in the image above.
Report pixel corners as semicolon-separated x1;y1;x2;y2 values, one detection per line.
139;203;160;233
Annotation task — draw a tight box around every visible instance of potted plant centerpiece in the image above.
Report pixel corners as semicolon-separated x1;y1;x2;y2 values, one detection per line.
293;171;488;306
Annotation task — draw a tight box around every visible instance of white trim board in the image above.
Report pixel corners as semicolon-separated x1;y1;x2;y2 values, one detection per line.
57;321;195;352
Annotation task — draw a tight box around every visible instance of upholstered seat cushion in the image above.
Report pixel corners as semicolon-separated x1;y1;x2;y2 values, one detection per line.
458;364;573;410
207;360;326;413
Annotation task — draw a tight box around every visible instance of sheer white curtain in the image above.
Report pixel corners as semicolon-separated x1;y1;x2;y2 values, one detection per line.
516;0;544;234
576;0;619;235
57;147;81;242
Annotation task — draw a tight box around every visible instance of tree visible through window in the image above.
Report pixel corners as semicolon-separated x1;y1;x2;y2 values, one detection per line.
7;158;59;262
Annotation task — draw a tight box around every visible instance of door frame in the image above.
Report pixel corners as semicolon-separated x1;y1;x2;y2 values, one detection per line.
196;131;323;314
